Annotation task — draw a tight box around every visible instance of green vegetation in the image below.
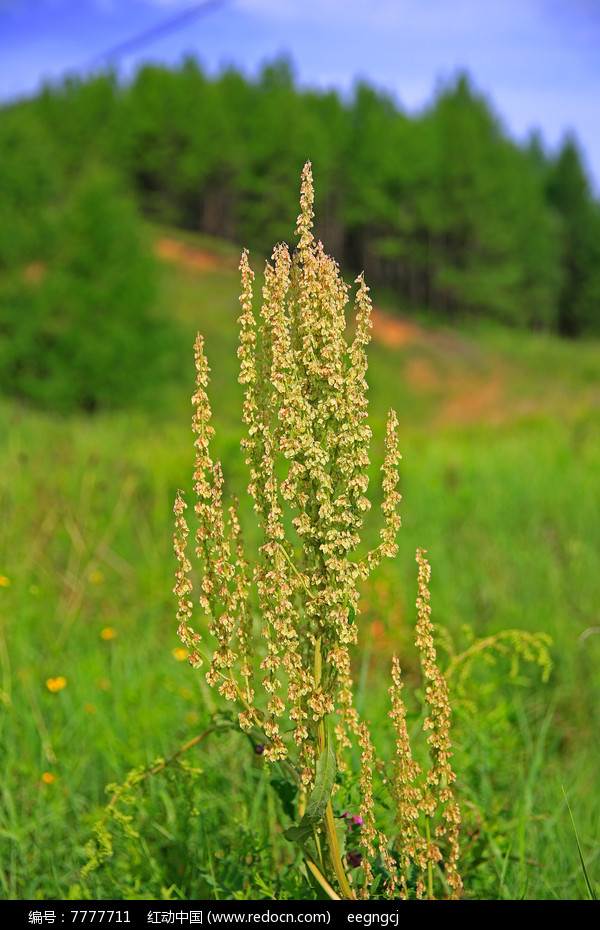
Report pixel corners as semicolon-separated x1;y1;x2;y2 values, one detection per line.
0;149;185;414
1;213;599;899
1;58;599;900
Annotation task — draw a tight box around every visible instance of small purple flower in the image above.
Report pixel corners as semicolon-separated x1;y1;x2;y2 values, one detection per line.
341;812;364;830
347;850;363;869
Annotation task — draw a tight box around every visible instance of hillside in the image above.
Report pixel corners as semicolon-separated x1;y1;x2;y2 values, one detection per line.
0;224;599;900
153;224;600;432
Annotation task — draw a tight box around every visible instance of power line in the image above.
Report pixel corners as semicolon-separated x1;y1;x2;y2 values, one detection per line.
81;0;232;72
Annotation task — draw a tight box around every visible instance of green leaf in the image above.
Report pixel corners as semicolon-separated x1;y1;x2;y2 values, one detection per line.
562;786;597;901
284;823;321;866
270;776;297;820
300;735;337;826
283;733;338;869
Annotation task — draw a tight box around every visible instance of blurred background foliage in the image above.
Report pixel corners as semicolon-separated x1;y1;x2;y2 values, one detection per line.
0;162;183;413
0;55;599;899
0;57;599;415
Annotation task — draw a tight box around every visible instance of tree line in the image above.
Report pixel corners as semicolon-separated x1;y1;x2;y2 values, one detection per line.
1;55;600;338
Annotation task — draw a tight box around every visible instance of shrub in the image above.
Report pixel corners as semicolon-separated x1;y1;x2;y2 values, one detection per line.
0;106;61;271
0;165;182;413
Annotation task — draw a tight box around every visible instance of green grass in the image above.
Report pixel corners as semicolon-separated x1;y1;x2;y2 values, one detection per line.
1;227;599;899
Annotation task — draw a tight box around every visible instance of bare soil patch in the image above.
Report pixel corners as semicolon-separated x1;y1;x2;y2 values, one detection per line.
155;237;232;273
155;239;513;426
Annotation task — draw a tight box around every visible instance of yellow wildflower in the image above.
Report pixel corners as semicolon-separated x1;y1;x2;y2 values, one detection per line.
46;677;67;693
100;627;116;640
41;772;55;785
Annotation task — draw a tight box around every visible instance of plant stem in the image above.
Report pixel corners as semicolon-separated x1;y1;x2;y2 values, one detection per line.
305;859;341;900
277;543;316;600
314;636;356;900
324;800;355;899
426;816;434;899
102;727;215;825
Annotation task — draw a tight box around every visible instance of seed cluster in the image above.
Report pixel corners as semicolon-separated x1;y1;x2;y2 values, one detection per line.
173;162;461;898
386;550;463;898
174;162;402;764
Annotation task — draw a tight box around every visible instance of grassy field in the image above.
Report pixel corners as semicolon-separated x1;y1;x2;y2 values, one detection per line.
1;227;599;900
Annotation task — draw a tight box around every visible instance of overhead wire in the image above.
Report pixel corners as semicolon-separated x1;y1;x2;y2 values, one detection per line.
78;0;232;72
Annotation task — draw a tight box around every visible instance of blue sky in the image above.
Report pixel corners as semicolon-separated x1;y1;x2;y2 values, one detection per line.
2;0;599;194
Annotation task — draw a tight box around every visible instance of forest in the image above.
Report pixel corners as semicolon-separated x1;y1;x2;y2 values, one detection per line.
1;56;600;362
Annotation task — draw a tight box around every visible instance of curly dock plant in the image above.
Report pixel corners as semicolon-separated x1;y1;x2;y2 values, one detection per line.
173;162;462;900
